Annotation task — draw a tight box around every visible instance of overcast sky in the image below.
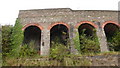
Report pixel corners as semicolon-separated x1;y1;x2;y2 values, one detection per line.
0;0;120;25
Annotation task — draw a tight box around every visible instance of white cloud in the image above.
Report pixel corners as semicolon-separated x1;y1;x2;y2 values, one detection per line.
0;0;119;25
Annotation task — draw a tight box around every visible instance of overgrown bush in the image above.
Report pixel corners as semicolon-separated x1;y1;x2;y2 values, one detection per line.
50;42;70;62
73;32;81;52
108;31;120;51
74;29;100;54
0;25;1;49
19;40;38;57
2;25;13;57
10;19;24;57
79;33;100;54
0;25;2;66
2;19;39;58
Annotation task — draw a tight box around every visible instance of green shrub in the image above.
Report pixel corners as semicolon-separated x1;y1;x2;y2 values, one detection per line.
73;32;81;52
50;42;70;62
2;25;13;57
0;26;1;66
108;31;120;51
79;33;100;54
10;19;24;57
19;41;38;57
74;29;100;54
0;25;1;53
64;57;91;66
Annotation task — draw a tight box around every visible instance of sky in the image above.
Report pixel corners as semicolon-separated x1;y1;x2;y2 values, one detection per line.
0;0;120;25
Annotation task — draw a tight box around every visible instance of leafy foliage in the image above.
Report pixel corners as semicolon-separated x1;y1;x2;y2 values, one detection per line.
19;41;38;57
2;25;13;57
74;29;100;54
0;25;1;48
79;33;100;54
73;32;81;52
0;25;2;66
2;19;38;58
108;31;120;51
10;19;24;57
50;42;70;62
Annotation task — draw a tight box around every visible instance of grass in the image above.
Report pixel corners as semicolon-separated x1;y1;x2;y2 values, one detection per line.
77;51;120;57
3;57;91;66
2;51;119;66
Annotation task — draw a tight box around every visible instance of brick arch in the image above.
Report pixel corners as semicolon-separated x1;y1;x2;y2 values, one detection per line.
102;21;120;28
48;22;70;30
22;23;43;30
75;21;98;28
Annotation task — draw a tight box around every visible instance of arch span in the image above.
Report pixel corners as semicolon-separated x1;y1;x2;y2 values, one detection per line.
48;22;70;30
102;21;120;28
23;24;42;54
78;23;96;36
22;23;43;31
77;23;100;53
75;21;98;29
103;22;120;39
103;22;120;51
50;24;69;47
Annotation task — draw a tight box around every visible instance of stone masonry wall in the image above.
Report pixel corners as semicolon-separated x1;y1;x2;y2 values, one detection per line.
18;8;120;55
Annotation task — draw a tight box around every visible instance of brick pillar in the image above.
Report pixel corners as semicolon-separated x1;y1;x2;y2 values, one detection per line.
96;27;109;52
69;24;78;54
40;28;50;55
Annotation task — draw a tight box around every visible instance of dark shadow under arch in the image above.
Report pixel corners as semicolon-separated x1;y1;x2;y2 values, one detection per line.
78;23;95;37
104;23;119;39
50;24;69;47
104;23;120;51
77;23;100;53
23;26;41;51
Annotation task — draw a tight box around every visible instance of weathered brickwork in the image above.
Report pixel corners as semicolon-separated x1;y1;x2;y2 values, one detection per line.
18;8;120;55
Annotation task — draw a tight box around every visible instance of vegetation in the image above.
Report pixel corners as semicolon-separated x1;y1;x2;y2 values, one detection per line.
19;41;38;58
3;42;92;66
0;25;2;66
50;42;70;62
2;19;38;57
74;29;100;54
2;25;13;57
73;32;80;52
1;20;120;66
3;56;92;66
0;31;1;48
3;51;119;66
10;19;24;57
108;31;120;51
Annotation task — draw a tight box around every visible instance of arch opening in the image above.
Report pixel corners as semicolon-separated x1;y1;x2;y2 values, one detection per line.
78;23;100;53
104;23;119;39
23;26;41;52
78;23;95;37
104;23;120;51
50;24;69;47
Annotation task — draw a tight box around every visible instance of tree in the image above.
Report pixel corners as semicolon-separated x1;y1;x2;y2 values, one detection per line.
10;19;24;57
2;25;13;57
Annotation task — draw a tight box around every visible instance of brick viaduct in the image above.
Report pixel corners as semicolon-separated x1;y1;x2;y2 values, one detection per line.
18;8;120;55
